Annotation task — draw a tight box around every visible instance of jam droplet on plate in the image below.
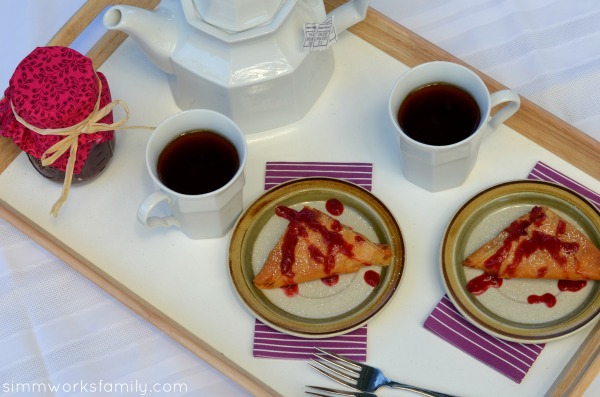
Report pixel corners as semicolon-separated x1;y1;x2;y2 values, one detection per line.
528;293;557;308
466;273;503;296
321;275;339;287
282;284;299;297
557;279;587;292
364;270;381;287
325;198;344;216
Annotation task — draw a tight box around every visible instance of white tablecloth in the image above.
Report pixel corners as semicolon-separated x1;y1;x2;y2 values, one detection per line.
1;1;598;396
375;0;600;142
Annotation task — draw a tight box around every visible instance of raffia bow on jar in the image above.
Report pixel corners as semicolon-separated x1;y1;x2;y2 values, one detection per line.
0;46;149;216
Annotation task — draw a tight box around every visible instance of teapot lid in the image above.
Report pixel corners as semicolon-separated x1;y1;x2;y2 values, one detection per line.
192;0;284;32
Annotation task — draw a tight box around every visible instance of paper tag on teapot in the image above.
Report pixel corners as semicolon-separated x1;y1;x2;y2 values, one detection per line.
303;17;337;51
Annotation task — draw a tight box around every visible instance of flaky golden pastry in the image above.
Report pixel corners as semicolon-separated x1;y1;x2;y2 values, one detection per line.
463;206;600;280
253;206;392;289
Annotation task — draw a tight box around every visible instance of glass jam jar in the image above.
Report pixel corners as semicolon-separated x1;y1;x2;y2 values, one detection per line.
27;139;115;184
0;46;118;214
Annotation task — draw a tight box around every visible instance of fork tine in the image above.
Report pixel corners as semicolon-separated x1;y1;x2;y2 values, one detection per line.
308;363;357;389
311;355;358;378
310;349;363;390
306;391;328;397
305;385;374;397
315;348;362;370
305;385;349;397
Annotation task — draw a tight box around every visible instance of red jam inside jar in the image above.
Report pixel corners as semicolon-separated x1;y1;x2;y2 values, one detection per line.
27;139;115;184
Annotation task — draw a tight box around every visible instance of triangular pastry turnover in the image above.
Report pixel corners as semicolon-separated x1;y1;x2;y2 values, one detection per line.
253;205;392;289
463;206;600;280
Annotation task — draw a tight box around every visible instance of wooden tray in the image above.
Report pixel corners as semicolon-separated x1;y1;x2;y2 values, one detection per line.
1;1;598;396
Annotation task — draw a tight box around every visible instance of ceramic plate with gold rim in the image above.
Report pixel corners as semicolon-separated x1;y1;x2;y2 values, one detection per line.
228;178;405;338
442;180;600;343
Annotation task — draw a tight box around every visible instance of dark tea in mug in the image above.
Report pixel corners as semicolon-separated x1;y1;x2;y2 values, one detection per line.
157;130;239;195
397;83;481;146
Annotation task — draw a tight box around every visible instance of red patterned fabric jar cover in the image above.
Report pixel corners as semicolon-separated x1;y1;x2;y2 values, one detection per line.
0;46;129;216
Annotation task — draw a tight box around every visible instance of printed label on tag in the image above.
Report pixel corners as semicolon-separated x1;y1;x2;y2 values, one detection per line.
303;17;337;51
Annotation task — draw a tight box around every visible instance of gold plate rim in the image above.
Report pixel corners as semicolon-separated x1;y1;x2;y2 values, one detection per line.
228;178;405;338
441;180;600;343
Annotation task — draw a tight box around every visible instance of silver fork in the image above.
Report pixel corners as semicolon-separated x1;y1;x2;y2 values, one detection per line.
306;385;376;397
310;348;459;397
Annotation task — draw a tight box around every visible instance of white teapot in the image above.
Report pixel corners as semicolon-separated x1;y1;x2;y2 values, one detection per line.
103;0;369;133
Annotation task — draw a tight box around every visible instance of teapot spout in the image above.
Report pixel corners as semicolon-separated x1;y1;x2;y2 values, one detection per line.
103;5;178;74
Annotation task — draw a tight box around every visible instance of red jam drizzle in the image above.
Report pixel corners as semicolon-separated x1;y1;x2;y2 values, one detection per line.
556;219;567;235
527;293;557;308
276;203;384;296
364;270;381;287
523;280;587;307
536;267;548;278
326;198;344;216
275;205;354;284
558;279;587;292
330;219;343;232
321;275;339;287
483;206;580;277
282;284;299;297
469;277;586;306
510;231;579;276
275;206;306;280
466;273;503;295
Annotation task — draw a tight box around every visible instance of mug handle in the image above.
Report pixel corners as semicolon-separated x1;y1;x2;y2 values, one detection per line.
137;191;180;228
488;89;521;131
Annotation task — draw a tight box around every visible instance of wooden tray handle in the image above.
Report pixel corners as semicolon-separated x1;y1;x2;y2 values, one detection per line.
1;2;597;396
546;320;600;397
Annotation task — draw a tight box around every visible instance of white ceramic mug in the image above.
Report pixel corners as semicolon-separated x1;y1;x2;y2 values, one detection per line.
389;61;520;192
138;109;247;239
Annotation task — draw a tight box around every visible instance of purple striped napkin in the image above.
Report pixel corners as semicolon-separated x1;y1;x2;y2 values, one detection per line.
425;296;545;383
264;161;373;191
424;161;600;383
253;320;368;360
529;161;600;209
253;161;373;360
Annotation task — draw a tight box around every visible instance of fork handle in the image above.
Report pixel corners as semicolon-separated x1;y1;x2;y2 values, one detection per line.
387;382;458;397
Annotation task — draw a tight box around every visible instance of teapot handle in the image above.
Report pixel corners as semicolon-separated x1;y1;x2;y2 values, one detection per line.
327;0;370;33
